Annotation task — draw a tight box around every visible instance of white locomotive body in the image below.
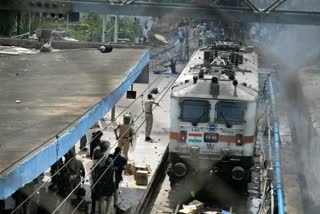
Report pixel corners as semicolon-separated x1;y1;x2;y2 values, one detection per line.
168;42;259;191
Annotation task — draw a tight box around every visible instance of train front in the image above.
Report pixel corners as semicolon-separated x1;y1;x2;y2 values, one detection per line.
167;48;259;192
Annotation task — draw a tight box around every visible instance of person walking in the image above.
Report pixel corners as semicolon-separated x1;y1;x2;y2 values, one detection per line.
114;113;134;160
112;147;128;209
144;94;159;141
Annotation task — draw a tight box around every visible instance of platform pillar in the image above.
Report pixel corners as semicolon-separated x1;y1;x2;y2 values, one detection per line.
102;14;107;43
114;16;118;43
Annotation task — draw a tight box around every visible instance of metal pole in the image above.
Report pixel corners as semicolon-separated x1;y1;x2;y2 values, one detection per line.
102;14;106;43
114;15;118;43
66;14;69;33
111;107;116;122
28;12;32;37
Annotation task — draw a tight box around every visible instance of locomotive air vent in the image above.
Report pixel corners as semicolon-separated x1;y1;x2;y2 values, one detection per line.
193;75;198;84
211;77;219;97
233;80;238;97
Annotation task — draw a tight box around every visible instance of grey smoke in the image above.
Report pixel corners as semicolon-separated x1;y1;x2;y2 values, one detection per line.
253;22;320;213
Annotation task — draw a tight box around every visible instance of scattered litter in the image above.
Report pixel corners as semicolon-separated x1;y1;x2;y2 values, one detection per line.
178;200;205;214
125;161;135;175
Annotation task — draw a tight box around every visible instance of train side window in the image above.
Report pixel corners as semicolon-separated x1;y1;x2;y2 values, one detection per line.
181;100;209;123
217;102;245;124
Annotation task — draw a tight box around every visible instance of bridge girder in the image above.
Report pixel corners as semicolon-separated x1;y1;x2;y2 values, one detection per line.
71;1;320;25
0;1;320;25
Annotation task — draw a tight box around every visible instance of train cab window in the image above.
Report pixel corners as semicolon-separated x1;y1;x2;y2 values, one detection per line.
181;100;209;123
217;102;245;124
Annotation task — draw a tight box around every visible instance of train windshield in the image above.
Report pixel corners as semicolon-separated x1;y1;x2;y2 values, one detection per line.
181;100;209;123
217;102;245;124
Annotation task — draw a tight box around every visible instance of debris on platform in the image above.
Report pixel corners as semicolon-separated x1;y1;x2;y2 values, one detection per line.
125;161;135;175
178;205;198;214
178;200;205;214
135;170;148;185
189;200;204;210
117;195;132;213
203;212;223;214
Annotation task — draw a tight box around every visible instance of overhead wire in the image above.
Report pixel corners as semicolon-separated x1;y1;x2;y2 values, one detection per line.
10;70;163;214
53;75;178;214
69;73;178;214
10;41;179;213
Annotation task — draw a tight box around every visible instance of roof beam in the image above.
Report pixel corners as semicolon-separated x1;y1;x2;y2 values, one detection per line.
242;0;260;12
263;0;288;13
69;1;320;25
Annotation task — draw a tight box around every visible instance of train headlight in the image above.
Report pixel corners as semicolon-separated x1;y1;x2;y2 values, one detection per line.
179;131;187;143
172;163;187;177
231;166;246;181
235;134;243;146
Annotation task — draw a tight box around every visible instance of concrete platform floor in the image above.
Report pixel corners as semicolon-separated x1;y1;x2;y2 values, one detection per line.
98;67;180;213
70;62;184;213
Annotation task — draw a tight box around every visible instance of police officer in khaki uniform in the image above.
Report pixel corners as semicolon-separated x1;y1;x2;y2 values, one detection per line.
114;113;134;159
144;94;159;141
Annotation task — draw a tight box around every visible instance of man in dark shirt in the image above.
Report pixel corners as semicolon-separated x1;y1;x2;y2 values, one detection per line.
112;147;127;207
90;131;103;159
161;58;177;74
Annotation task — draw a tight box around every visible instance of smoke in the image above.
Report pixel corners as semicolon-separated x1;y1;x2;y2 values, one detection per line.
253;23;320;213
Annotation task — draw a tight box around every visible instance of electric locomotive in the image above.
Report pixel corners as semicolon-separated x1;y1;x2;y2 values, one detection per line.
167;42;259;192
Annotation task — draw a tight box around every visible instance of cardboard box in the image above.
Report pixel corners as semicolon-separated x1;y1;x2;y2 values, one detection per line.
135;170;148;186
134;164;149;179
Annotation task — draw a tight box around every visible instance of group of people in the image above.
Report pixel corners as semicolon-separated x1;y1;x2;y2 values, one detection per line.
192;23;225;47
2;92;160;214
91;142;127;214
88;94;159;213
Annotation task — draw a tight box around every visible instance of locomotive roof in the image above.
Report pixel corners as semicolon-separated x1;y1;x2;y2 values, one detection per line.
172;46;259;101
172;79;257;101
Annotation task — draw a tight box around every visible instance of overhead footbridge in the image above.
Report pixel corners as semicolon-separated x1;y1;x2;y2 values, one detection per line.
0;47;149;199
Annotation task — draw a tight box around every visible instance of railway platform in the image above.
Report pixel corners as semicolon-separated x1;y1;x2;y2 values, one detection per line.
88;63;183;213
0;47;149;200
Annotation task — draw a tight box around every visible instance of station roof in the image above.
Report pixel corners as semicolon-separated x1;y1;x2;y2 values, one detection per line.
0;48;149;199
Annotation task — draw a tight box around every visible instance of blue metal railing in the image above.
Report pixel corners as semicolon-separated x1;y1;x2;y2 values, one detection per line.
267;74;285;214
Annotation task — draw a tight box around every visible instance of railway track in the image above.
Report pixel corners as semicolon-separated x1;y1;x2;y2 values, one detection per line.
134;119;273;214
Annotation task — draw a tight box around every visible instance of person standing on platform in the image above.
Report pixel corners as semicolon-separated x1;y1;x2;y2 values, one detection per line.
142;26;149;43
93;155;115;214
91;141;110;213
161;58;177;74
144;94;159;141
114;113;134;160
66;150;85;191
90;130;103;159
112;147;127;208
